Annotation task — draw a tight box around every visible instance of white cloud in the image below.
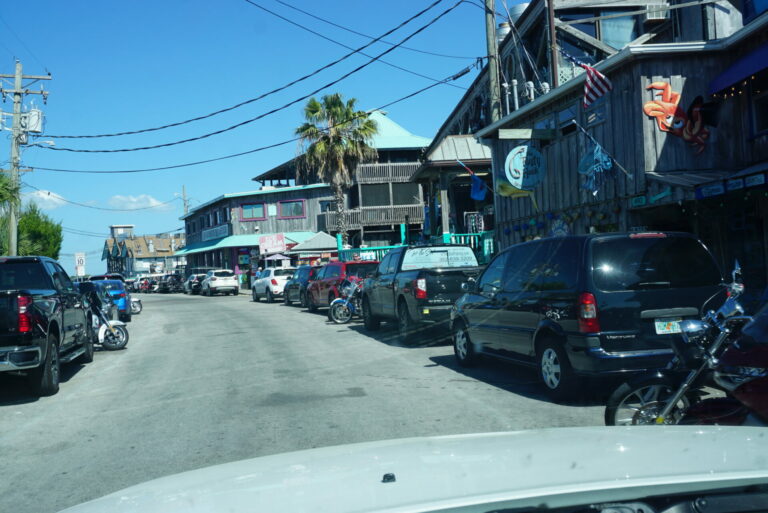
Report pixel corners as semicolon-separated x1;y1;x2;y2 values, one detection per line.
25;190;67;210
108;194;173;211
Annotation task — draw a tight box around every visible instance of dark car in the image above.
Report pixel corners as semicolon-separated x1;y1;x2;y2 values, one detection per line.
450;232;724;399
307;260;379;312
283;265;320;307
183;273;207;295
77;281;117;321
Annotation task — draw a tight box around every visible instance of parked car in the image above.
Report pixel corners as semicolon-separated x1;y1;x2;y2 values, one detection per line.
201;269;239;296
89;273;125;282
0;256;93;396
77;281;117;321
362;245;481;344
450;232;725;400
183;273;207;295
252;267;296;303
283;265;321;307
96;279;132;322
158;274;184;293
307;260;379;313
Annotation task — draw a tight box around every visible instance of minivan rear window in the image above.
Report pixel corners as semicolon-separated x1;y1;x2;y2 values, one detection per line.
214;271;234;277
592;236;722;292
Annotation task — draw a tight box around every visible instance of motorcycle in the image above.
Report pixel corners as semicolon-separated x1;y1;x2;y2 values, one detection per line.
84;289;130;350
130;297;142;315
329;278;362;325
605;262;767;426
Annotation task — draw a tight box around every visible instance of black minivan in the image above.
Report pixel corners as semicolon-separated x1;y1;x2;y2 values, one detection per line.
450;232;724;399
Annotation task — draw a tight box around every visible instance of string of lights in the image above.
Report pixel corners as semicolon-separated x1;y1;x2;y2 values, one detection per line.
27;64;472;174
42;0;448;140
36;2;467;154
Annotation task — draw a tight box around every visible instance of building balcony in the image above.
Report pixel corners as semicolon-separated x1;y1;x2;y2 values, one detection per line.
322;204;424;229
354;162;420;184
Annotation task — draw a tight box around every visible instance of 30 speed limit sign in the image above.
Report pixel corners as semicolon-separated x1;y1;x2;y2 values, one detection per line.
74;253;86;276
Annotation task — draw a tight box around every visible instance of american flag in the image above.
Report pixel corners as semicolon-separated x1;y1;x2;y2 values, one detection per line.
559;48;612;108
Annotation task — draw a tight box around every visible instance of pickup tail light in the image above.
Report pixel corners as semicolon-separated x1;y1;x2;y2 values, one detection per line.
271;279;278;286
578;292;601;333
413;278;427;299
18;295;32;333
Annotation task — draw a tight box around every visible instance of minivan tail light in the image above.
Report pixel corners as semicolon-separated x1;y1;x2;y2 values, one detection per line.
271;279;278;286
413;278;427;299
18;295;32;333
578;292;601;333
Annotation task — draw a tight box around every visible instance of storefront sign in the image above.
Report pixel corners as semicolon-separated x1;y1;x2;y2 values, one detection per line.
630;195;647;208
745;173;766;188
726;178;745;192
695;182;725;200
201;224;229;241
259;233;286;255
502;144;546;192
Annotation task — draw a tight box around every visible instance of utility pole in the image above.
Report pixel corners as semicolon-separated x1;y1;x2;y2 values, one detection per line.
182;185;189;215
0;61;51;255
484;0;502;123
546;0;559;89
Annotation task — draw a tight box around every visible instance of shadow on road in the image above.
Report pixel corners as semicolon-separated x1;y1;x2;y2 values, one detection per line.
428;354;612;407
0;361;86;406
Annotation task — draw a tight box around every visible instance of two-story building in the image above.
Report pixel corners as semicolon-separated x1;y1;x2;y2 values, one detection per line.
252;110;431;247
102;225;187;276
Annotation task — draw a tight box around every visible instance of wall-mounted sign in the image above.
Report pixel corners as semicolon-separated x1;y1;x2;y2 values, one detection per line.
745;173;766;188
726;178;744;192
238;254;250;265
630;195;647;208
695;182;725;200
202;224;229;241
503;144;546;192
259;233;286;255
649;186;672;204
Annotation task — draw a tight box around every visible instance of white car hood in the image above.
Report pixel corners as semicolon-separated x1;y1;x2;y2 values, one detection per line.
60;427;768;513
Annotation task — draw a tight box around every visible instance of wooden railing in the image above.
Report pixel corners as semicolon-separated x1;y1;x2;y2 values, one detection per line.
323;204;424;228
354;162;420;184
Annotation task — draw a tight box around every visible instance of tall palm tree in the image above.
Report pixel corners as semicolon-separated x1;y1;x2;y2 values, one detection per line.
295;93;378;246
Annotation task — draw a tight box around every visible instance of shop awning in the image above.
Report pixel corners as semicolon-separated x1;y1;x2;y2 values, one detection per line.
646;170;731;188
174;231;315;256
708;42;768;95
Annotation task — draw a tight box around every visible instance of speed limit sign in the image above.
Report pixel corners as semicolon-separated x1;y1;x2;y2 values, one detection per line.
74;253;86;276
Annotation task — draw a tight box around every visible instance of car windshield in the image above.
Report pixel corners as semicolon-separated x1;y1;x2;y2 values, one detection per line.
214;271;234;277
401;246;479;271
592;236;722;291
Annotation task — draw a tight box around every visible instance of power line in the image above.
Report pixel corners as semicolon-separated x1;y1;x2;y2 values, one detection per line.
27;64;472;174
244;0;467;91
272;0;478;60
42;0;449;140
38;0;466;153
0;13;49;72
21;183;182;211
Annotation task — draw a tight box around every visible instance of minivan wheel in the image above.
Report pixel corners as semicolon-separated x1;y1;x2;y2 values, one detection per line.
537;340;575;400
453;321;476;367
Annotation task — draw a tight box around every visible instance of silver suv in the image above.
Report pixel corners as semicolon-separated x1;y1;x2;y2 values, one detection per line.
201;269;239;296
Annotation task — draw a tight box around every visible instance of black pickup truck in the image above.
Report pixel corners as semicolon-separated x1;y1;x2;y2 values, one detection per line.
361;245;482;344
0;256;93;396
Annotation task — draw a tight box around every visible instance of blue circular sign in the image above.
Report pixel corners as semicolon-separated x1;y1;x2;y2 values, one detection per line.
504;145;546;191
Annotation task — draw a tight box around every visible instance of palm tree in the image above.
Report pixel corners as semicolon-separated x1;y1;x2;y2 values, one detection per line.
295;93;378;246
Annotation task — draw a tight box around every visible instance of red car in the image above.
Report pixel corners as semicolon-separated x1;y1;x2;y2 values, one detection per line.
306;260;379;312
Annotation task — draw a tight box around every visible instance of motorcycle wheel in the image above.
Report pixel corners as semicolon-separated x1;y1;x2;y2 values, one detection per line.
131;302;142;314
330;302;353;324
605;376;693;426
101;325;129;350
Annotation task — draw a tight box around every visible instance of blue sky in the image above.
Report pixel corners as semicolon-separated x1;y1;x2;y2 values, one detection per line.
0;0;501;274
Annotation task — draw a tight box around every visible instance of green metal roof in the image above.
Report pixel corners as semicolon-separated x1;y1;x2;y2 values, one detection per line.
180;184;330;219
368;110;432;150
174;231;316;256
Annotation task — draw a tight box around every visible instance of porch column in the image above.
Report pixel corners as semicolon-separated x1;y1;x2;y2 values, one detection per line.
439;172;451;236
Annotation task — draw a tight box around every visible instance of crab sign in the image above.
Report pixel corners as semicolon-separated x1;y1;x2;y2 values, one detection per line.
643;81;709;154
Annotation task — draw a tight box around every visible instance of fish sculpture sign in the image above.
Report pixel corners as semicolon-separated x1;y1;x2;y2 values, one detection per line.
643;81;710;154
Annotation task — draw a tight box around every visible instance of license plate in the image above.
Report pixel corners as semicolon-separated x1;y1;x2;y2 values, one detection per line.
655;318;682;335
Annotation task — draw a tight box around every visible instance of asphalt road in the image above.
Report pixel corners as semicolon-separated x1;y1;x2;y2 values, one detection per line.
0;292;603;513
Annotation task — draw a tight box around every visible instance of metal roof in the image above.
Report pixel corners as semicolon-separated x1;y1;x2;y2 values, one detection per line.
426;135;492;163
367;110;432;150
286;231;338;253
174;231;316;256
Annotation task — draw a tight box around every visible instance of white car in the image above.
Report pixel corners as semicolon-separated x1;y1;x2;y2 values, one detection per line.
200;269;239;296
251;267;295;303
58;426;768;513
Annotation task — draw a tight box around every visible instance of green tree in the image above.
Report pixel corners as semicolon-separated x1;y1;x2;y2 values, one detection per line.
0;193;63;258
295;93;378;246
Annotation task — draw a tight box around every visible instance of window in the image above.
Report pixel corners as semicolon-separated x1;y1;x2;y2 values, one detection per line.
378;253;392;275
241;203;266;220
401;246;478;271
54;264;75;292
478;252;508;294
558;105;578;136
586;99;606;127
325;265;341;279
1;262;52;290
319;200;334;213
560;12;596;39
361;184;390;206
392;183;420;205
502;243;544;293
215;211;221;225
600;11;638;50
278;200;305;219
534;239;580;291
751;70;768;135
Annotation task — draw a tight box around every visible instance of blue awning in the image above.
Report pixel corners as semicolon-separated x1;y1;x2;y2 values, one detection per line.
708;43;768;95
